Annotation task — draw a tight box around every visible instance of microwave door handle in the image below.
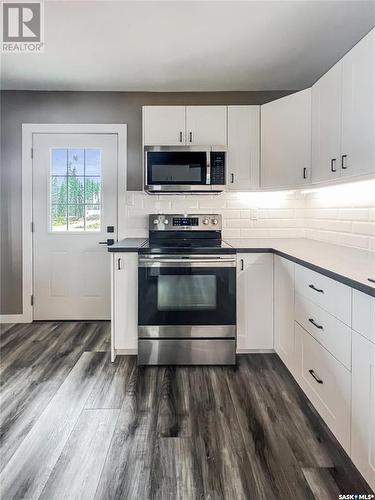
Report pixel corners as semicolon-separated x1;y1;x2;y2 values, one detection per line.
206;152;211;185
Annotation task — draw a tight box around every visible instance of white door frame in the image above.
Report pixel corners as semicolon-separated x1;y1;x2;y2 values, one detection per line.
1;124;127;324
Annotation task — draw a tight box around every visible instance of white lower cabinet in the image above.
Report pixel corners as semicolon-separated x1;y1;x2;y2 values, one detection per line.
111;253;138;360
351;331;375;491
295;322;351;453
274;256;297;375
237;253;273;351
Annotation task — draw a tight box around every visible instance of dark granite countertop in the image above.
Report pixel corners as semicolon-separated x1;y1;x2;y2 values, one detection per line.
109;237;375;297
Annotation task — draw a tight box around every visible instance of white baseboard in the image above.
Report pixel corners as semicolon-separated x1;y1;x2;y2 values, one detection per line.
236;349;275;354
0;314;31;324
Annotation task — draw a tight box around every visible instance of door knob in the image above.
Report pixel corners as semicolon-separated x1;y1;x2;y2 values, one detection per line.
99;239;114;246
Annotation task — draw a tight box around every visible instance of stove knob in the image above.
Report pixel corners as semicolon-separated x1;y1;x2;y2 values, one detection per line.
164;219;169;225
212;218;218;225
203;218;209;225
153;219;159;225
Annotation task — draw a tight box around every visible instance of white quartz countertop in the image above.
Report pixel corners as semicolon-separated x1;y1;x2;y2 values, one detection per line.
226;238;375;297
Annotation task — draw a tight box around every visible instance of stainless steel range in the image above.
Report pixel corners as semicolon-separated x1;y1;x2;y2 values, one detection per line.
137;214;236;365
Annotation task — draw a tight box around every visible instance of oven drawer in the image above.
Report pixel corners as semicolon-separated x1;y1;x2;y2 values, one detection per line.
138;339;236;365
138;325;235;338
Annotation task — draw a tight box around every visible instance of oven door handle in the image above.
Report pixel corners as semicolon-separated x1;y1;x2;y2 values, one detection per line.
139;257;236;267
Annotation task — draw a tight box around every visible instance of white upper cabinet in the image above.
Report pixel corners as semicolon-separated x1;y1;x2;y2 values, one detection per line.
143;105;227;146
312;28;375;183
227;106;260;190
143;106;185;146
261;89;311;188
341;29;375;178
185;106;227;146
312;61;342;182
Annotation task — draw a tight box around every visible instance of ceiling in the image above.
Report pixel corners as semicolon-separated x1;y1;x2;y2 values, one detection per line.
2;1;375;92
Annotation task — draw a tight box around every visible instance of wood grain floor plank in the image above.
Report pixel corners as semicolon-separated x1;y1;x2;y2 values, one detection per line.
1;322;373;499
0;351;107;500
39;408;119;500
85;355;136;409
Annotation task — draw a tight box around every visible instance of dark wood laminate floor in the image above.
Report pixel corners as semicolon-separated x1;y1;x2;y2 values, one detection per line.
0;322;373;500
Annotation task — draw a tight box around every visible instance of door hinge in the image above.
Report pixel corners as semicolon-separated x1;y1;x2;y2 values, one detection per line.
30;147;34;159
31;221;34;232
31;295;34;306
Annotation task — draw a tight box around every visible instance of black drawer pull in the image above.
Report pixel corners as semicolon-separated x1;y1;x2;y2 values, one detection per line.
308;284;324;293
308;318;324;330
309;369;323;384
330;158;337;173
341;154;348;169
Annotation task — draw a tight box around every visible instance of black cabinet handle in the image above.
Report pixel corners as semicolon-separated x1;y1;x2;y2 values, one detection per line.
341;154;348;169
303;167;307;179
241;259;244;271
330;158;337;173
189;131;193;143
308;318;324;330
309;369;323;384
117;258;122;270
179;131;183;143
231;173;235;184
309;284;324;293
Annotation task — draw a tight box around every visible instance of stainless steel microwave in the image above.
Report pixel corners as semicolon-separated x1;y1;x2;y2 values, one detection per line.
144;147;227;193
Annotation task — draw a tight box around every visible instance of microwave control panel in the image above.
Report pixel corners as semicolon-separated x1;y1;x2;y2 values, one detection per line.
210;152;226;185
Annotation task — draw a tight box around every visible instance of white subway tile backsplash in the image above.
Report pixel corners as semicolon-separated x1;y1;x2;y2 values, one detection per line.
123;191;375;250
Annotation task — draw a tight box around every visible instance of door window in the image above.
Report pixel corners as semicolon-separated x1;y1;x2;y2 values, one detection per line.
50;148;101;231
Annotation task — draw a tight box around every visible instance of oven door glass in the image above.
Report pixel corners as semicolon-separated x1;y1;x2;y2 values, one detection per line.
138;266;236;326
147;152;207;185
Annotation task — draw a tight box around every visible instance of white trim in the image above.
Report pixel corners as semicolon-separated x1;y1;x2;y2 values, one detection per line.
0;314;28;324
21;123;127;324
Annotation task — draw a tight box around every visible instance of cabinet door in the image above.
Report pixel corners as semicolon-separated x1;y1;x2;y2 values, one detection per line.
274;256;296;374
312;62;342;182
261;89;311;188
237;253;273;351
186;106;227;146
227;106;260;190
351;331;375;491
341;29;375;178
111;253;138;357
143;106;186;145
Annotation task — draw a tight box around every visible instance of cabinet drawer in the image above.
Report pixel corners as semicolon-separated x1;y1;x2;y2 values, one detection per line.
295;264;351;325
295;322;351;452
295;294;351;369
352;289;375;344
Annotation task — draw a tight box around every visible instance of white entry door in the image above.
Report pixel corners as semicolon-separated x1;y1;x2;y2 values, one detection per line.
33;133;118;320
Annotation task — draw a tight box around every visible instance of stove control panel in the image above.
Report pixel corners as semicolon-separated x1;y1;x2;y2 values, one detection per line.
149;214;222;231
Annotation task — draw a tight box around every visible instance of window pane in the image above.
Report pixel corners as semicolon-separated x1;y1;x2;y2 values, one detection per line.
67;176;84;204
85;177;101;204
85;205;101;231
68;149;84;175
85;149;101;176
51;149;67;175
51;176;67;204
51;205;67;231
68;205;85;231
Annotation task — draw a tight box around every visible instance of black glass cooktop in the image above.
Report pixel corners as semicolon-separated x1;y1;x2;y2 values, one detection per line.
139;238;235;254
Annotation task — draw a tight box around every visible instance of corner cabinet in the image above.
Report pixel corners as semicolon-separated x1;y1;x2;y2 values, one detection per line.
237;253;273;351
351;331;375;491
261;89;311;188
312;29;375;182
227;106;260;190
274;256;296;375
111;253;138;361
143;105;227;146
